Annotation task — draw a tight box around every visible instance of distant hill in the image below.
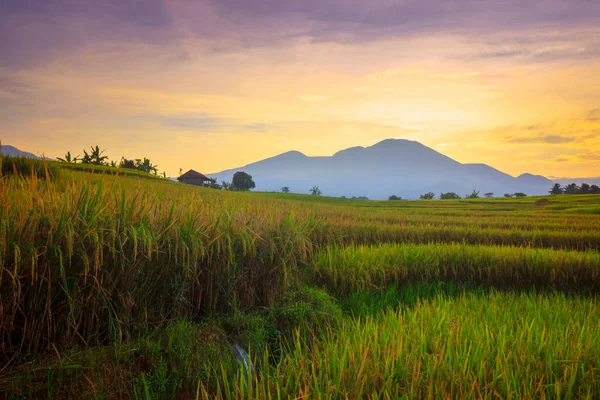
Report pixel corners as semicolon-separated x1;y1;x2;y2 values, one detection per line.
209;139;555;199
1;145;41;159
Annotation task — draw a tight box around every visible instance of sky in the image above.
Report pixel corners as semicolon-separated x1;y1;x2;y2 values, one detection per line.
1;0;599;178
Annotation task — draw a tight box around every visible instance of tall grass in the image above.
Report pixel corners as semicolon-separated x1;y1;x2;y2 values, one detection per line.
202;290;600;399
0;155;60;180
314;243;600;295
1;167;600;395
0;174;314;361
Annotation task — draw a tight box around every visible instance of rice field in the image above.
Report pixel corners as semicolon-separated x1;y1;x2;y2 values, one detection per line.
1;161;599;398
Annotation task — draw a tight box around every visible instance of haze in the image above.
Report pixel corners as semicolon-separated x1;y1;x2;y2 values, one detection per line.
1;0;599;178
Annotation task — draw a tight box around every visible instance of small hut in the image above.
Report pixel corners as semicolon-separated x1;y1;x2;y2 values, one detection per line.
177;169;214;186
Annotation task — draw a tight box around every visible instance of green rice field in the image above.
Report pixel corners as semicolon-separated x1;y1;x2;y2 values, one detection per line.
1;157;599;398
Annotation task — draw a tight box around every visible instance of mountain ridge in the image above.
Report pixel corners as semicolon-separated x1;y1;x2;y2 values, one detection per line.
209;139;555;199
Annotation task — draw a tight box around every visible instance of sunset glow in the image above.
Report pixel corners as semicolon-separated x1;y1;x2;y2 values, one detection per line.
1;0;599;177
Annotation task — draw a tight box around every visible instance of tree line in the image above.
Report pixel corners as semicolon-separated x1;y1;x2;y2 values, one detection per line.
57;145;165;177
549;183;600;195
388;191;528;200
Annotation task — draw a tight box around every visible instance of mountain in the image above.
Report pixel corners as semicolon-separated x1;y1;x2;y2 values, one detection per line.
209;139;555;199
1;145;40;158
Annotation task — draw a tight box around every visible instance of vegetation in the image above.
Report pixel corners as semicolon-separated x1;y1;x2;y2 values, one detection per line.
0;155;60;180
281;186;290;193
388;194;401;200
419;192;435;199
465;190;480;199
550;182;600;195
440;191;461;199
231;171;256;191
1;164;599;398
310;185;322;195
57;144;164;177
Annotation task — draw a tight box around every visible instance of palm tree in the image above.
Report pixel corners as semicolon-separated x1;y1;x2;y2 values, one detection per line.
81;145;108;165
57;151;79;163
310;185;322;195
549;183;563;195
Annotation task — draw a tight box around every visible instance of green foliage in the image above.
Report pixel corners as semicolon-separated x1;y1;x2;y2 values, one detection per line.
221;180;232;190
309;185;322;195
465;190;480;199
81;145;108;166
440;192;461;199
272;286;342;338
120;157;158;174
231;171;255;191
56;151;79;164
553;182;600;195
281;186;290;193
514;192;527;197
419;192;435;199
204;290;600;399
2;167;600;398
314;243;600;296
0;155;60;180
388;195;401;200
208;180;222;189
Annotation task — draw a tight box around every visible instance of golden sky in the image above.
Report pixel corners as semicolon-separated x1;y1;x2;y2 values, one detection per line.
1;0;599;178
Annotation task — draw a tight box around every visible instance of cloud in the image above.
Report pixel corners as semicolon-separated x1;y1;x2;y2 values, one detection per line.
298;94;329;102
576;152;600;161
242;123;273;132
587;109;600;121
507;133;577;144
213;0;600;45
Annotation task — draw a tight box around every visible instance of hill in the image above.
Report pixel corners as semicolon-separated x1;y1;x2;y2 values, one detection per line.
0;145;41;158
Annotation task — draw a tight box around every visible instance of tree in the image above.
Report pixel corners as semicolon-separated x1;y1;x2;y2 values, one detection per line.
580;183;591;194
549;183;563;195
136;157;158;174
564;183;579;195
440;192;461;199
120;158;137;169
504;193;513;198
81;145;108;165
109;160;117;168
310;185;322;196
232;171;255;191
591;185;600;194
57;151;79;164
484;192;494;198
221;181;232;191
389;195;401;200
465;190;480;199
281;186;290;193
514;192;527;198
419;192;435;200
209;180;222;189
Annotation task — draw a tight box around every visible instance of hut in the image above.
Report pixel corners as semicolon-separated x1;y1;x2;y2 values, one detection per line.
177;169;214;186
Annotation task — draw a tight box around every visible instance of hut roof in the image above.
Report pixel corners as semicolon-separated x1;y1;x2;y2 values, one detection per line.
178;169;212;181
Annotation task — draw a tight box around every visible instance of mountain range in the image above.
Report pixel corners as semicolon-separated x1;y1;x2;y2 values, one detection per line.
209;139;555;199
2;141;592;199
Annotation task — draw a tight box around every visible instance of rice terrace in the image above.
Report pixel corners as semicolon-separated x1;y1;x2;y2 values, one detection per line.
2;0;600;398
0;153;599;398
